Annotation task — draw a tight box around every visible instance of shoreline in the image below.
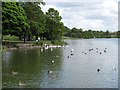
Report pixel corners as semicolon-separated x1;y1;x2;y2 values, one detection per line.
2;41;68;51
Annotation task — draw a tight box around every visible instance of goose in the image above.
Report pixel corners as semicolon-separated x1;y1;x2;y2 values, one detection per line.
48;70;53;74
12;71;17;75
104;50;106;53
97;69;100;72
96;48;98;50
67;56;70;58
89;49;91;51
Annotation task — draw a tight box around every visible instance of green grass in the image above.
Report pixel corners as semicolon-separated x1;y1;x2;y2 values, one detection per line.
2;35;68;46
27;40;52;45
62;36;80;39
3;35;19;41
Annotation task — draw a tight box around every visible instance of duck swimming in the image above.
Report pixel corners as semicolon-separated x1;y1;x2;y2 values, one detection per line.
97;69;100;72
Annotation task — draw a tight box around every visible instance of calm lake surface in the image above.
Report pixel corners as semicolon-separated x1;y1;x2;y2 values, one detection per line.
2;38;118;88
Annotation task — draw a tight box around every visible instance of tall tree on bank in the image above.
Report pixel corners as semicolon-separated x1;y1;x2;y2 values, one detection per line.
2;2;29;42
23;2;46;40
45;8;63;40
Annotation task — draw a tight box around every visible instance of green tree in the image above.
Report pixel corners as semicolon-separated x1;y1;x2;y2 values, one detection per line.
116;31;120;38
105;30;111;38
23;2;46;40
2;2;29;42
45;8;63;40
63;26;71;36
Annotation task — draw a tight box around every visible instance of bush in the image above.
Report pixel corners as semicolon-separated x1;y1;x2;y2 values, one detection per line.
34;41;44;46
34;42;40;45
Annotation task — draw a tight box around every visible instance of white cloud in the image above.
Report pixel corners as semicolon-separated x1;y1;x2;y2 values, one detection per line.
42;0;118;31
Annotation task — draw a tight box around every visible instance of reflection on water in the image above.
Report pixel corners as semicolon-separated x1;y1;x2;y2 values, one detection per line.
2;38;118;88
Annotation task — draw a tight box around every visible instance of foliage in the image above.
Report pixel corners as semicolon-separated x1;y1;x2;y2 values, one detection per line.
23;2;46;40
64;27;118;39
45;8;64;40
2;2;30;42
3;35;19;41
51;40;68;45
116;31;120;38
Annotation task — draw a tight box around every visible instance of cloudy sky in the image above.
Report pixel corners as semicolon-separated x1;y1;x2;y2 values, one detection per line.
42;0;119;31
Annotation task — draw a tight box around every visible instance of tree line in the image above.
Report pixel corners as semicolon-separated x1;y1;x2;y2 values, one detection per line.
64;27;119;38
2;2;120;43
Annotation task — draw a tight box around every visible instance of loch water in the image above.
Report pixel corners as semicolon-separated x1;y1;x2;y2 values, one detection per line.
2;38;118;88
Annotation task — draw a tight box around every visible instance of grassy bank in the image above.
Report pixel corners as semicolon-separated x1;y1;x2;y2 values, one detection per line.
2;35;68;51
62;36;80;39
3;35;20;41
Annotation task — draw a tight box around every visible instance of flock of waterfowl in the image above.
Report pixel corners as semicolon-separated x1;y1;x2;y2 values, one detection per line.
10;42;117;87
11;44;64;86
40;44;65;52
66;43;117;73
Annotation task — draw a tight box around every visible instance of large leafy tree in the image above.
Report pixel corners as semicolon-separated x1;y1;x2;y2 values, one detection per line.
116;31;120;38
62;26;71;36
23;2;46;40
45;8;63;40
2;2;29;42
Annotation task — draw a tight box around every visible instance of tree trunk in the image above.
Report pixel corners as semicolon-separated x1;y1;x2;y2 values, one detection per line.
23;35;26;43
28;34;31;41
19;36;22;40
35;36;38;40
23;32;26;43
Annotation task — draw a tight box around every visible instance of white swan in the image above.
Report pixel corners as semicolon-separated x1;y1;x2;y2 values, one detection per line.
45;46;48;49
52;60;54;63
